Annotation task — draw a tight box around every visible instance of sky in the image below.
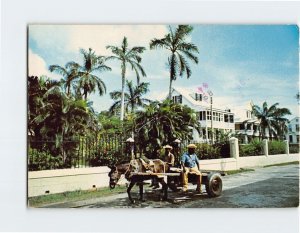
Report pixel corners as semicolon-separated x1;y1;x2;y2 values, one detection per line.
28;25;299;119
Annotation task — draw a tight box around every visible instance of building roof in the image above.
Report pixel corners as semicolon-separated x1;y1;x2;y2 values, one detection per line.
172;87;225;111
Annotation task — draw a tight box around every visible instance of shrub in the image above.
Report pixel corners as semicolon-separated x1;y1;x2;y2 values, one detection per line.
28;149;64;171
289;144;300;154
240;139;264;157
268;140;286;155
195;143;221;160
89;150;130;167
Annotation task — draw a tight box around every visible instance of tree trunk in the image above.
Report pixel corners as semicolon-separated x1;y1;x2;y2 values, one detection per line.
168;74;173;100
120;64;126;121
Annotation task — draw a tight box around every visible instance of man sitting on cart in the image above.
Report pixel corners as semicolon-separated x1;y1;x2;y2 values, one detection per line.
163;145;175;170
181;144;202;193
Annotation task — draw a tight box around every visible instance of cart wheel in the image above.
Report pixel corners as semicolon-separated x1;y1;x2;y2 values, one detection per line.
205;173;222;197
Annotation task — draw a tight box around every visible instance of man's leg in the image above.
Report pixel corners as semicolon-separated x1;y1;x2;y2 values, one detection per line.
182;168;190;191
190;167;202;193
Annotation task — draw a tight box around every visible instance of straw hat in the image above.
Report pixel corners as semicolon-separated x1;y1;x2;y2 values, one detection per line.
163;145;173;149
187;144;197;149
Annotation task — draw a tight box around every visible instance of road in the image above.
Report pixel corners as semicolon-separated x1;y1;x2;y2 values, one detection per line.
43;164;299;208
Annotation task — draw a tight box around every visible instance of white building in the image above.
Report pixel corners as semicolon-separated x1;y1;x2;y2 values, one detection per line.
170;87;235;143
231;103;260;144
287;117;299;144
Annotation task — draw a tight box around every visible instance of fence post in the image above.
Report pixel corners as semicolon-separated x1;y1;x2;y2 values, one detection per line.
229;137;239;169
263;139;268;157
284;140;289;155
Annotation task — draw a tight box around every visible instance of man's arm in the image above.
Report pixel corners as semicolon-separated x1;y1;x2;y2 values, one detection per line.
195;155;200;170
170;154;175;166
181;154;186;172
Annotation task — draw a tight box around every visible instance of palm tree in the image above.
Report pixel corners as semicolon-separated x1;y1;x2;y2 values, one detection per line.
76;48;111;100
150;25;199;99
109;80;151;115
49;62;80;96
251;102;291;139
106;37;147;121
134;100;201;151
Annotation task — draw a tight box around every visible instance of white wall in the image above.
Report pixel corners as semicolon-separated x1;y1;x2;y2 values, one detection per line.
28;166;127;197
28;153;299;197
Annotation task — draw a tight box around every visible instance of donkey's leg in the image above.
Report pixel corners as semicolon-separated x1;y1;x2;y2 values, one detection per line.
158;178;168;201
138;180;145;202
127;180;136;204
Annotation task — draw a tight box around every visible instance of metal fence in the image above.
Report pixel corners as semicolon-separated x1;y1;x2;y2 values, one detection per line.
28;133;129;171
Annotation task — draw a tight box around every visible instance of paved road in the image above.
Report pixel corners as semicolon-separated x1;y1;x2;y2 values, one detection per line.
44;164;299;208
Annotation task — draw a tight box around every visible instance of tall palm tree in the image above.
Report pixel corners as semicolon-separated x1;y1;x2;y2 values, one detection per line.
49;62;80;96
106;37;147;121
109;80;151;115
76;48;111;100
150;25;199;99
251;101;291;139
134;99;201;151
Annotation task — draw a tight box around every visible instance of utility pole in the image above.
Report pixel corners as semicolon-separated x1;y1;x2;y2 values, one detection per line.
209;91;214;144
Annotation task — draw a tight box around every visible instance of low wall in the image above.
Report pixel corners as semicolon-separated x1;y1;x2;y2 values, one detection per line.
28;167;127;197
28;153;299;197
238;153;299;168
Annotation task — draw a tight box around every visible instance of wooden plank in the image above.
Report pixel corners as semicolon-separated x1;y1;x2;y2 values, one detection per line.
131;172;181;176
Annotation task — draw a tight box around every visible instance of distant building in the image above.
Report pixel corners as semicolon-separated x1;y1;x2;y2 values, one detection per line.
170;87;235;143
231;103;260;144
287;117;300;144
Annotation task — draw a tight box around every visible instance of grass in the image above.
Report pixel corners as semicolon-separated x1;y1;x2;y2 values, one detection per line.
263;161;299;168
225;168;255;175
28;185;129;207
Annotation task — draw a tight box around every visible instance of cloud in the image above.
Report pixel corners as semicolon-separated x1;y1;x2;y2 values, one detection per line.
28;49;60;80
146;90;167;101
67;25;168;55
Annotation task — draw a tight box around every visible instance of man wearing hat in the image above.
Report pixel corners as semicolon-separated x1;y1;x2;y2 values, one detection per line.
163;145;175;168
181;144;202;193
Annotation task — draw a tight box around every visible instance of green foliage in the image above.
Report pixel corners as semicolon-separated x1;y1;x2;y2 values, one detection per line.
89;150;129;167
240;139;264;157
195;143;221;160
268;140;286;155
289;144;300;154
252;101;291;139
134;100;201;153
28;149;64;171
150;25;199;99
106;37;147;120
109;80;151;115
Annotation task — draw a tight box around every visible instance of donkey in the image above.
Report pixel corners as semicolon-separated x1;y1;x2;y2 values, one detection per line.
108;159;169;203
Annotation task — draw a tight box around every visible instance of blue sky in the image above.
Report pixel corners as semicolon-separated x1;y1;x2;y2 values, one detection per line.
28;25;299;118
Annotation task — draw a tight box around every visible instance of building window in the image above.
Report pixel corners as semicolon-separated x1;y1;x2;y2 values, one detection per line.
213;112;218;121
172;95;182;104
288;125;292;132
224;114;229;122
296;125;299;132
199;111;206;121
289;135;293;143
220;114;224;122
195;93;202;101
297;136;299;143
229;115;234;123
207;111;211;120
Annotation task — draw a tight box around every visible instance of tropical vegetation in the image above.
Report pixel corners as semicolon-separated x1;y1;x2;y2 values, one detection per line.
251;101;291;140
150;25;199;99
28;25;295;171
106;37;147;121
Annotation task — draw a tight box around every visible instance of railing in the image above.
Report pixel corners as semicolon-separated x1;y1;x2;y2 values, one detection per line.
28;134;128;171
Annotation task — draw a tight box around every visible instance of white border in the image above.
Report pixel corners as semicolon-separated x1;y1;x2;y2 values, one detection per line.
0;0;299;232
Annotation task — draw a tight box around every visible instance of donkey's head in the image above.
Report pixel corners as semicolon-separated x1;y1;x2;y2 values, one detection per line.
108;165;121;189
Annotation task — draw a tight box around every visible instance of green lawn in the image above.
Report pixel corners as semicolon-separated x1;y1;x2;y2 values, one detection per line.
263;161;299;168
28;185;130;207
225;168;255;175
